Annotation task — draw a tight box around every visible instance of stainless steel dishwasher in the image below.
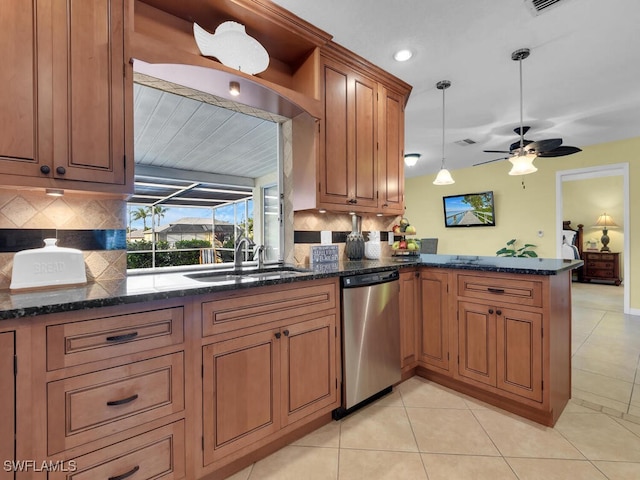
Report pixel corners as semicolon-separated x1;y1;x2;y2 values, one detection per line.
334;269;401;418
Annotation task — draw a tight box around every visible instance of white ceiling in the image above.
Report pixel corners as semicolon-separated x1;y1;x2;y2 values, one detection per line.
271;0;640;178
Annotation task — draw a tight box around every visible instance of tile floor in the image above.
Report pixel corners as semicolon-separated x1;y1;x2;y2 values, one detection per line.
227;282;640;480
571;282;640;417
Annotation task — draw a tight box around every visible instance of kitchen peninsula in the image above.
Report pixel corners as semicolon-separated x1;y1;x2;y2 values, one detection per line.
0;255;580;479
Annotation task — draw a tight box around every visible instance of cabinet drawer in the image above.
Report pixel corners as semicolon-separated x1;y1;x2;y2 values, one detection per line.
587;268;615;278
49;421;185;480
47;307;184;371
458;274;542;307
47;353;184;455
202;280;336;336
585;253;615;262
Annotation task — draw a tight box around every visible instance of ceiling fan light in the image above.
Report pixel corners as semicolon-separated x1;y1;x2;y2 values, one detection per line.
508;153;538;176
433;168;455;185
404;153;420;167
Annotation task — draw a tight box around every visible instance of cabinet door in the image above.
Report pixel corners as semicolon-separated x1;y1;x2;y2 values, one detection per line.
378;85;405;214
457;301;496;387
320;58;378;209
203;330;280;465
0;332;15;480
496;308;543;402
351;71;378;207
0;0;50;177
50;0;126;185
281;315;338;425
399;271;418;369
419;270;450;372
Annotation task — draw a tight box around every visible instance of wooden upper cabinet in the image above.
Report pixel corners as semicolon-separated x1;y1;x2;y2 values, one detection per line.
320;57;378;209
51;0;127;186
0;0;131;193
0;0;47;177
378;86;405;215
295;45;410;215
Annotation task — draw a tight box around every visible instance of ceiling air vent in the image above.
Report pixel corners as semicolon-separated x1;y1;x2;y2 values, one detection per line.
525;0;569;16
454;138;477;146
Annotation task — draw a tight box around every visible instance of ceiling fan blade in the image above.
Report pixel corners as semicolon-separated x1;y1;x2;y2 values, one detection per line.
483;149;511;154
513;126;530;136
536;146;582;157
473;156;509;166
525;138;563;153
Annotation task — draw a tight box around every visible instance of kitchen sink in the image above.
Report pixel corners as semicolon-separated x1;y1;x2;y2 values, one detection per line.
184;265;311;283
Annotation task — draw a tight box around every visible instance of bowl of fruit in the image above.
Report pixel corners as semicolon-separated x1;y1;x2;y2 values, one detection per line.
391;218;420;255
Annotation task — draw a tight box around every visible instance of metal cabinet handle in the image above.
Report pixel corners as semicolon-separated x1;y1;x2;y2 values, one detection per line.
106;332;138;342
496;310;502;316
106;394;139;406
487;287;505;294
56;166;66;175
283;329;289;337
275;332;281;339
108;465;140;480
488;309;494;314
40;165;51;174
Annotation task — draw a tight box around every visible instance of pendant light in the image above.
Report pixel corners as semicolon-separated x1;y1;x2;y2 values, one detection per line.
508;48;537;176
433;80;455;185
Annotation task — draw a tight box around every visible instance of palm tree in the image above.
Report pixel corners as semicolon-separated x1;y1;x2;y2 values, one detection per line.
132;207;150;231
151;205;168;227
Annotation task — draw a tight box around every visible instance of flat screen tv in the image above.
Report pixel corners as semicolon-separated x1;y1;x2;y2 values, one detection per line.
442;191;496;227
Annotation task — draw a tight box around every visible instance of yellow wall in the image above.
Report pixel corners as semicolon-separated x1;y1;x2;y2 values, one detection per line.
405;136;639;309
563;176;624;253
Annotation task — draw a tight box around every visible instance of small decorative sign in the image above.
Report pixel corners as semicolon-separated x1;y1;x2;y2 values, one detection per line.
310;245;339;264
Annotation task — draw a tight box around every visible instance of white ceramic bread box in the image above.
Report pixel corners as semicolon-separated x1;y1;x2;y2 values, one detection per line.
10;238;87;291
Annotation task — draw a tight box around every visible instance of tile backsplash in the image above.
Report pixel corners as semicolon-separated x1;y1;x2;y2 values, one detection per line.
0;189;127;290
293;211;401;264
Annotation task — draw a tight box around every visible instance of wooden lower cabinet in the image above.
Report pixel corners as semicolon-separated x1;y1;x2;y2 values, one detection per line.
418;269;450;373
49;421;185;480
202;313;338;467
0;332;15;480
399;270;418;371
416;269;571;426
458;302;542;402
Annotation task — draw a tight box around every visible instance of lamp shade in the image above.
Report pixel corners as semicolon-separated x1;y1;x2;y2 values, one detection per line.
508;153;538;176
433;168;455;185
404;153;420;167
595;213;617;227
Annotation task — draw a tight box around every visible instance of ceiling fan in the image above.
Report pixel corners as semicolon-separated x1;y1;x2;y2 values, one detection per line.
474;48;582;171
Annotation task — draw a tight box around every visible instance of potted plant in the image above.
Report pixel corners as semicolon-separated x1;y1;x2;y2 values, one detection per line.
496;239;538;257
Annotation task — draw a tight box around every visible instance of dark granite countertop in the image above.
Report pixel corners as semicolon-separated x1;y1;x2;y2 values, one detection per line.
0;255;582;320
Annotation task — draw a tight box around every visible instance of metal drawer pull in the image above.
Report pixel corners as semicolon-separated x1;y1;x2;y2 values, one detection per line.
108;465;140;480
106;332;139;342
106;394;139;406
487;287;505;294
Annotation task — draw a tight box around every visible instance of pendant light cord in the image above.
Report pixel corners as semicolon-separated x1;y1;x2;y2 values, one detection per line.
441;85;446;169
519;57;524;151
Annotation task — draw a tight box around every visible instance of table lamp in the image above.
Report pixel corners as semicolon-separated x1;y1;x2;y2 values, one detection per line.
594;213;616;252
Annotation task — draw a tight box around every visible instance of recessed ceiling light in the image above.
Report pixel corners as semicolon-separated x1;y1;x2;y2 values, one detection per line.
393;49;413;62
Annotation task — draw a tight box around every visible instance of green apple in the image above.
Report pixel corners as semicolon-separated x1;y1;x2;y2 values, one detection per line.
405;225;416;235
392;241;400;250
407;242;417;251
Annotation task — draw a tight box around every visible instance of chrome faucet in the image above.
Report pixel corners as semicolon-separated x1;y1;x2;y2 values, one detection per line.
253;244;265;269
234;235;254;268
